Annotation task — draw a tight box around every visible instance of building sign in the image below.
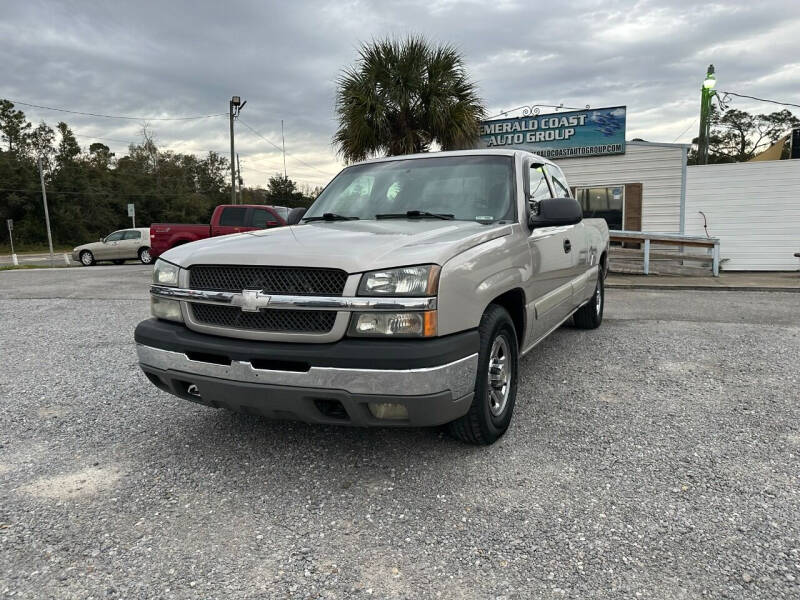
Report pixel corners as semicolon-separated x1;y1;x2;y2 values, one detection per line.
478;106;626;159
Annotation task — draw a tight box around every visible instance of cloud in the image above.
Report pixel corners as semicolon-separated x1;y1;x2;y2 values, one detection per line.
2;0;799;186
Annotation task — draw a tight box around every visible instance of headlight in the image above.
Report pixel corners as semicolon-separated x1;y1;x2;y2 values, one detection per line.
348;311;437;337
357;265;440;296
150;296;184;322
153;259;180;286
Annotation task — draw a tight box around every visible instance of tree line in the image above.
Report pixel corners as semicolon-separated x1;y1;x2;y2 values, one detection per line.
0;99;319;249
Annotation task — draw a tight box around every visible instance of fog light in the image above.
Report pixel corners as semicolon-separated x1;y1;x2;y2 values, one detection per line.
151;296;184;322
368;402;409;420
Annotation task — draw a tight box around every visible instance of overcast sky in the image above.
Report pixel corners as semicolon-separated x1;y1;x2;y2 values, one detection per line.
3;0;799;187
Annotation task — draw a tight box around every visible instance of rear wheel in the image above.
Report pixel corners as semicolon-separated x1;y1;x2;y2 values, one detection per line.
139;248;152;264
79;251;95;266
574;270;604;329
447;305;518;445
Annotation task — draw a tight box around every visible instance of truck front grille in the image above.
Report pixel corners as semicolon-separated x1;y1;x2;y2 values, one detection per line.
189;265;348;296
191;304;336;333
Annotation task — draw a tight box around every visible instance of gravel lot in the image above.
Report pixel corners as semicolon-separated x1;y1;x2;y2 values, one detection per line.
1;266;799;599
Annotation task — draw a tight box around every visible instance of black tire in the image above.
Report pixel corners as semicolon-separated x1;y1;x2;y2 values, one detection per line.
112;259;125;265
139;247;153;264
574;270;604;329
79;250;95;266
447;304;519;445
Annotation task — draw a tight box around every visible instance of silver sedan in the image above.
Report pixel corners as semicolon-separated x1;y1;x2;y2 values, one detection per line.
72;228;152;266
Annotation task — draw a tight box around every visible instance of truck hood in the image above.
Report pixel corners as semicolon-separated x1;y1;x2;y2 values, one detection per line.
161;220;513;273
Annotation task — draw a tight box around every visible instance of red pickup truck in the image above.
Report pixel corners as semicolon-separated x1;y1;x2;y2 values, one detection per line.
149;204;288;259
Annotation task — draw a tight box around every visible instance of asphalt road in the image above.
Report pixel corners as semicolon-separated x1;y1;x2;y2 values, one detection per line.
1;267;798;599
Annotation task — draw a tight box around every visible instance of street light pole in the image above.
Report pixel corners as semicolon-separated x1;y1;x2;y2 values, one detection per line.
697;64;716;165
229;96;246;205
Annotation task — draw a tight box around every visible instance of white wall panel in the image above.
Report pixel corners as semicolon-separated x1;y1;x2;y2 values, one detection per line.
686;161;800;271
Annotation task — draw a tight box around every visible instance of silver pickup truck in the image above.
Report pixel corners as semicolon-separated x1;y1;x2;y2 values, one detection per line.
135;149;609;445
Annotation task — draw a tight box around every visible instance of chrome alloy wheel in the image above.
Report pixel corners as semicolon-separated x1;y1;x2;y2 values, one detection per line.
595;280;602;315
81;252;93;266
140;248;152;264
488;335;512;416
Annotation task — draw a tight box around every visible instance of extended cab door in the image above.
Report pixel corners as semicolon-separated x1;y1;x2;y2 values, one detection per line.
525;162;577;340
211;206;249;236
544;164;593;308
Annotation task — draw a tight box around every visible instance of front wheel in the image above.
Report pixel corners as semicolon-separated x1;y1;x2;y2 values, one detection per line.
447;304;518;445
139;248;152;264
573;270;604;329
79;251;95;266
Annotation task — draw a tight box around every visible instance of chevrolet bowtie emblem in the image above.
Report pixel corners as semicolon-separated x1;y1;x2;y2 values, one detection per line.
240;289;270;312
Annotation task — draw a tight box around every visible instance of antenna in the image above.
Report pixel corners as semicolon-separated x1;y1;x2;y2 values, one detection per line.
281;119;287;178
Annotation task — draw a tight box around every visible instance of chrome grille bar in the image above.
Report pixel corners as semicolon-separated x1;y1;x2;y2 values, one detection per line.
151;285;437;312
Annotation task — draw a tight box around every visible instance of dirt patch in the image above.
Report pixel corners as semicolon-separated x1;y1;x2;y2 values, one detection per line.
20;466;121;500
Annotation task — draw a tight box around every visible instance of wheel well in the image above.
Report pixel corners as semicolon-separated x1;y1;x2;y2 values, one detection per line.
488;288;526;346
600;250;608;278
137;246;150;254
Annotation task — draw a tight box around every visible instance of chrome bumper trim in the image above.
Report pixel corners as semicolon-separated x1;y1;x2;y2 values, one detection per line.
150;285;437;312
136;344;477;398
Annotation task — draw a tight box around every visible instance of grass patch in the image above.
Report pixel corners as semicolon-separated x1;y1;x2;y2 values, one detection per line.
0;264;71;271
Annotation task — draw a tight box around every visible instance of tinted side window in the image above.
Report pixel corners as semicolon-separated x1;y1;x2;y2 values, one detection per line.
122;230;141;240
251;209;278;228
218;207;247;226
105;231;125;241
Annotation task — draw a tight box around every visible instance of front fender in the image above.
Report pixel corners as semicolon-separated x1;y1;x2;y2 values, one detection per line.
437;228;529;337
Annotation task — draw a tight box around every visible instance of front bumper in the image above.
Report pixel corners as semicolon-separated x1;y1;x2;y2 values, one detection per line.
135;319;478;427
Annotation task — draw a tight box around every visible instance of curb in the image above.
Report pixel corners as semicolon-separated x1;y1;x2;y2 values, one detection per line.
606;283;800;293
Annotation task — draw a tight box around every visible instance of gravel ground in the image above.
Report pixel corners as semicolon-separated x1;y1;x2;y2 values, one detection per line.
1;268;799;599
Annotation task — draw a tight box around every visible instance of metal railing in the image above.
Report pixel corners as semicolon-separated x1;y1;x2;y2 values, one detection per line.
609;231;721;277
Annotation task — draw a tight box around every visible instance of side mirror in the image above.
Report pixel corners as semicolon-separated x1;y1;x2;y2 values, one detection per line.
100;237;105;243
529;197;582;229
287;207;307;225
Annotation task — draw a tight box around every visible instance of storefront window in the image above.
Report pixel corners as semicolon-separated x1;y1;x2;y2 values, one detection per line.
577;186;624;230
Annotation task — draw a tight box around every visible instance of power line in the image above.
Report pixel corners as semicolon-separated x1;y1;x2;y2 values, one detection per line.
718;91;800;110
238;119;337;177
6;99;227;121
0;187;226;197
672;118;698;143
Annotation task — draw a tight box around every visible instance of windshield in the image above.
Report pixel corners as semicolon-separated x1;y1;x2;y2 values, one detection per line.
305;155;515;223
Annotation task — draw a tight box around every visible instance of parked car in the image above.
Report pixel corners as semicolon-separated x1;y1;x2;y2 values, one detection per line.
149;204;288;260
73;228;152;266
135;150;609;445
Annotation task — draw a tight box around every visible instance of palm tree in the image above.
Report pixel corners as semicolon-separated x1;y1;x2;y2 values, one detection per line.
333;37;486;163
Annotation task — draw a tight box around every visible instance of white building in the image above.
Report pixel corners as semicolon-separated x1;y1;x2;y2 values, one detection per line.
557;140;688;234
557;141;799;271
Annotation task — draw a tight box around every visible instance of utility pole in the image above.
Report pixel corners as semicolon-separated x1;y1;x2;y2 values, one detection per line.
281;119;287;178
697;64;716;165
37;156;55;265
229;96;246;204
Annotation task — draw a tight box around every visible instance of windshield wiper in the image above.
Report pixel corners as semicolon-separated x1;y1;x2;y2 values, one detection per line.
302;212;360;222
375;210;454;220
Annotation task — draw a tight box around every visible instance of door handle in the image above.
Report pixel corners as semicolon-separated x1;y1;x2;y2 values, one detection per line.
563;239;571;253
